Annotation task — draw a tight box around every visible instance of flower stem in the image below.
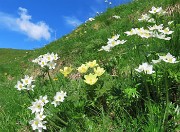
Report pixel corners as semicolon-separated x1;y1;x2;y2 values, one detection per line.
47;71;56;92
54;116;68;126
165;71;169;104
27;91;33;100
143;74;151;100
48;119;62;129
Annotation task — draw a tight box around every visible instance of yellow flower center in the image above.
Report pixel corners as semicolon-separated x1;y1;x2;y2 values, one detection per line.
35;121;39;125
25;80;28;84
112;41;116;45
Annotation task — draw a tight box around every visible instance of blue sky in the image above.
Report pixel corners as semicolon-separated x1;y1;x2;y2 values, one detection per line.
0;0;131;50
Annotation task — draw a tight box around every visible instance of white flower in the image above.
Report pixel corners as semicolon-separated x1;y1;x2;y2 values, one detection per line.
44;53;53;62
39;95;49;104
29;118;47;132
15;81;26;91
147;18;156;23
29;100;44;114
35;112;46;121
107;39;120;47
119;40;127;44
21;75;34;85
26;84;35;91
149;6;166;15
112;15;120;19
38;59;47;68
148;24;163;30
154;33;171;40
108;34;120;41
51;91;67;107
125;28;137;36
138;14;150;21
152;59;161;64
159;53;178;63
136;28;152;38
159;27;174;35
52;53;59;60
47;61;56;69
135;62;155;74
99;45;111;52
88;18;95;21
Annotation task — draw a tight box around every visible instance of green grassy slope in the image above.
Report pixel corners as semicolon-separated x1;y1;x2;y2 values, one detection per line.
0;0;179;131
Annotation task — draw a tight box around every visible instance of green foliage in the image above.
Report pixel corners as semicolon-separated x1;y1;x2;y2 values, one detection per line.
0;0;179;131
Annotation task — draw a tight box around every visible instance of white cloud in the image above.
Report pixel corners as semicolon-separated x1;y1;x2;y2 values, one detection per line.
0;7;51;40
64;16;82;27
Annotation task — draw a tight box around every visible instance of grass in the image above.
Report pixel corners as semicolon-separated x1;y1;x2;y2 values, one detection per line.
0;0;179;131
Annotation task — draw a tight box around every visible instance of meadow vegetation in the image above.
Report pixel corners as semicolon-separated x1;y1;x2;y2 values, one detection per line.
0;0;179;131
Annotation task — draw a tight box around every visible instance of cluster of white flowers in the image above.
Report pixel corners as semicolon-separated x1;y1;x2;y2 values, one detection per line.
138;14;155;23
125;24;173;40
15;75;35;91
152;53;179;64
32;52;59;70
125;7;173;40
28;91;67;131
135;53;178;74
99;34;127;52
29;95;49;132
138;7;166;23
135;62;155;74
149;6;166;16
51;91;67;107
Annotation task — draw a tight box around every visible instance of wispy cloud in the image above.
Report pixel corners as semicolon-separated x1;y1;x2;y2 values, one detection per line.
64;16;82;27
0;7;51;40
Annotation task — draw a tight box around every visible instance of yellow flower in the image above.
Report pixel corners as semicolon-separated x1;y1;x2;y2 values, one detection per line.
60;67;73;77
94;67;105;76
84;73;98;85
86;60;98;68
77;64;89;73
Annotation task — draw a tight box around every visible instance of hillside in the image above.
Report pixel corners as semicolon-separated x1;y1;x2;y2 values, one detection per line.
0;0;179;131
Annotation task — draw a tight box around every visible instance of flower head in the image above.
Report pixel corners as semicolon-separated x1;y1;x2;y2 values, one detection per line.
125;28;137;36
51;91;67;107
29;118;47;132
77;64;89;73
32;52;59;70
28;100;44;114
15;81;26;91
112;15;120;19
15;75;35;91
60;67;73;77
159;27;174;35
94;67;105;76
84;73;98;85
21;75;34;85
135;62;155;74
86;60;98;68
159;53;178;63
138;14;150;21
